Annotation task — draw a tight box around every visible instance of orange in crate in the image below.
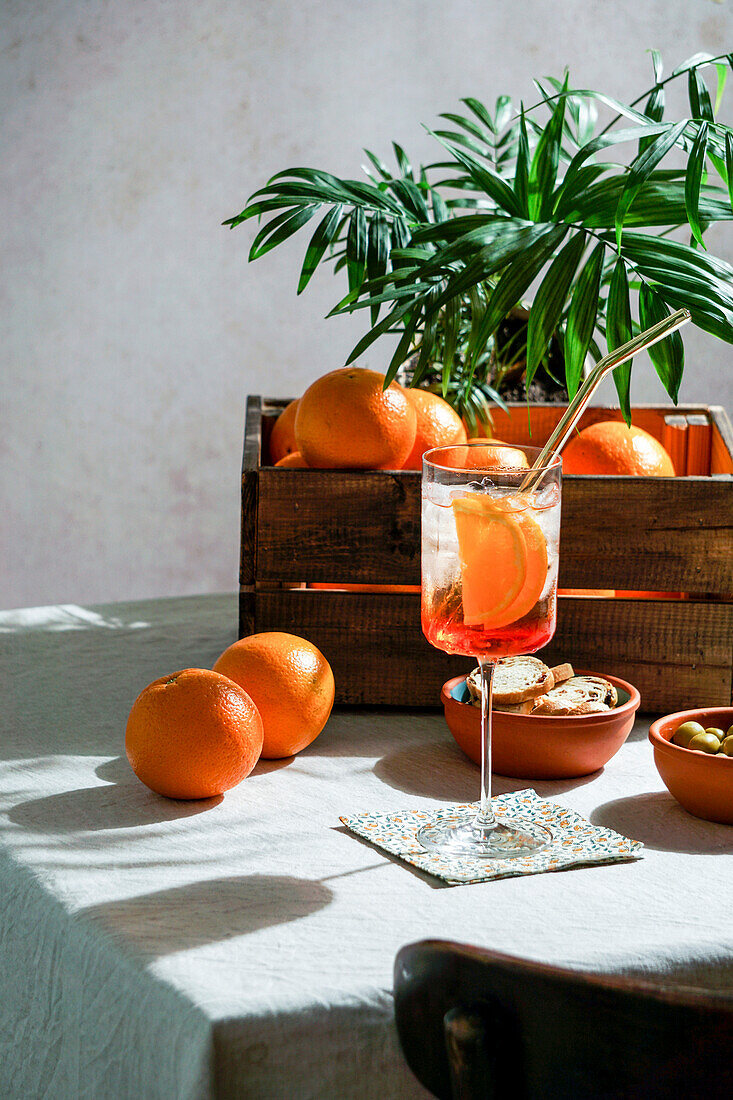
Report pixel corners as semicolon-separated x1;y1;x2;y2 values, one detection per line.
562;422;675;476
275;451;309;467
269;399;299;463
431;441;529;470
402;389;466;469
294;368;416;469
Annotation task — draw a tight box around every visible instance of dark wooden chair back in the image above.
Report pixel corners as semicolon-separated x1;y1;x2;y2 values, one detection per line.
394;939;733;1099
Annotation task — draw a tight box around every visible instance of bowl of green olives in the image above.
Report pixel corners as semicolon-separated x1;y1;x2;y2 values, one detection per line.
649;708;733;824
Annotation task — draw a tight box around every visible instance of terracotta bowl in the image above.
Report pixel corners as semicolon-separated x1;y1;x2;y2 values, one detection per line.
649;708;733;825
442;671;640;779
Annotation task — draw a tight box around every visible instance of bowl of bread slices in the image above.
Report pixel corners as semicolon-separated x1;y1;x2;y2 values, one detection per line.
442;657;640;779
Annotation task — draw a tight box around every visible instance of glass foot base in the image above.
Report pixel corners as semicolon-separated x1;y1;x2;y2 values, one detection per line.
416;812;551;859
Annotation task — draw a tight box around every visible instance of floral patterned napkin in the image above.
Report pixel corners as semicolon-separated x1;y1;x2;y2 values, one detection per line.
340;789;643;885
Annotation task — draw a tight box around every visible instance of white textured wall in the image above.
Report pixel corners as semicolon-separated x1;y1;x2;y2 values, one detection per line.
3;0;732;607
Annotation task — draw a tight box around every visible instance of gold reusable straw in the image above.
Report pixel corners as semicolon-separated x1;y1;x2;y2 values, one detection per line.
520;307;692;491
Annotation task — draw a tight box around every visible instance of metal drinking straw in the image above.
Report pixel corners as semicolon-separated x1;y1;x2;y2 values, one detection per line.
520;307;692;491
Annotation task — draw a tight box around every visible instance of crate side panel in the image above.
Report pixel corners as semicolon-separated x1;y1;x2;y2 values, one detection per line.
240;396;262;587
256;470;733;593
544;597;733;711
239;588;255;638
558;477;733;595
254;589;473;706
257;469;421;585
249;590;732;711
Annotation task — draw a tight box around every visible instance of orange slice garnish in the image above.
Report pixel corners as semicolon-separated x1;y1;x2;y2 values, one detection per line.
452;495;526;626
492;505;548;627
452;493;548;629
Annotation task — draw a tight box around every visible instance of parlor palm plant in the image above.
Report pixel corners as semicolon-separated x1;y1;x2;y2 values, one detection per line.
226;51;733;428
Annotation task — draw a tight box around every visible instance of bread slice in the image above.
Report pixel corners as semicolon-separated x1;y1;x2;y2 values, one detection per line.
492;656;554;704
468;691;536;714
495;698;537;715
466;657;554;705
532;675;618;716
550;662;574;685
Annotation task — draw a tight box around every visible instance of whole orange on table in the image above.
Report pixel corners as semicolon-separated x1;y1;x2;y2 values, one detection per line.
214;632;335;758
125;668;264;799
401;389;467;469
562;421;675;476
294;367;416;469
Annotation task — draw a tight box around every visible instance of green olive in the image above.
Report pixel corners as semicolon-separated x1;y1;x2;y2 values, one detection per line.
688;732;721;754
726;724;733;740
671;720;706;748
719;737;733;758
705;727;726;741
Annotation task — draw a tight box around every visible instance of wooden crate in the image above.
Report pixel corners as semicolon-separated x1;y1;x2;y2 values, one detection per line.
240;396;733;712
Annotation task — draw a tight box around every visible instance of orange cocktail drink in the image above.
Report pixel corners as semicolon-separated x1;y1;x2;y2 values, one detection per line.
418;442;562;859
422;469;560;659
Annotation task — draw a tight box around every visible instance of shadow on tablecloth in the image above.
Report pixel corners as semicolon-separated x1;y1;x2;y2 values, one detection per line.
8;755;295;833
374;738;601;801
78;874;333;958
8;775;223;832
591;792;733;854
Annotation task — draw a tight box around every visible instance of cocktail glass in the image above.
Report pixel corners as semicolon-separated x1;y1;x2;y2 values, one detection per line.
419;442;562;858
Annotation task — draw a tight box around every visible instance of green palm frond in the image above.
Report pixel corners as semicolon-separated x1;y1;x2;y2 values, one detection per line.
226;50;733;423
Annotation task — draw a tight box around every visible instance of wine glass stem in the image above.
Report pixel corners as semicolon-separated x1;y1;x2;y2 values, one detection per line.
475;657;497;829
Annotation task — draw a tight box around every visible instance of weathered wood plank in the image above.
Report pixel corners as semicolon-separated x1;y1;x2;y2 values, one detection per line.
258;467;422;584
249;589;733;710
544;596;733;712
239;588;255;638
255;469;733;594
558;476;733;593
239;395;262;587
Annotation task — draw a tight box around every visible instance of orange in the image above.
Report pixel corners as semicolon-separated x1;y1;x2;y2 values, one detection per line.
274;451;309;467
452;493;547;629
269;399;299;463
562;422;675;476
125;668;263;799
429;441;530;470
464;440;530;470
294;368;417;469
402;389;467;469
213;632;335;759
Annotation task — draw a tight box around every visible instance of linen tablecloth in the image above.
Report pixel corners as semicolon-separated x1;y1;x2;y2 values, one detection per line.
1;594;732;1099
